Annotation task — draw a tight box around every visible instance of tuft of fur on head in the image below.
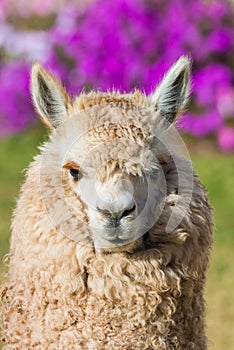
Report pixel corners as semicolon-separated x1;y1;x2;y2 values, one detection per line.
31;56;191;132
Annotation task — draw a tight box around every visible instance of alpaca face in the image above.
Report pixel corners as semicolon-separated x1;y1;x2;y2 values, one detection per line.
61;125;166;251
31;56;191;252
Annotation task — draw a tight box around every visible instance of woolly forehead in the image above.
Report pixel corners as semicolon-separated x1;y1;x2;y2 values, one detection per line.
61;119;159;179
64;103;155;138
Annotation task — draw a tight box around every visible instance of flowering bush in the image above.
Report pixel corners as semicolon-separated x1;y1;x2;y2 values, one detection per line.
0;0;234;151
0;61;33;135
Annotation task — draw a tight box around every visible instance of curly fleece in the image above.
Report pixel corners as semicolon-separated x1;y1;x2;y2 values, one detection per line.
1;90;213;350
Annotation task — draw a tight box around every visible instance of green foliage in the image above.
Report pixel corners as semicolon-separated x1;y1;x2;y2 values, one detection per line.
191;151;234;350
192;152;234;245
0;124;47;272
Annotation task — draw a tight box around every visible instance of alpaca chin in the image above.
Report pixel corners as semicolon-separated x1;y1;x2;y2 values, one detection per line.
95;237;143;253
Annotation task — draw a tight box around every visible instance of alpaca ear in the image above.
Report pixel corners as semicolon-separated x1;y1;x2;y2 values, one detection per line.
150;56;191;126
30;63;71;128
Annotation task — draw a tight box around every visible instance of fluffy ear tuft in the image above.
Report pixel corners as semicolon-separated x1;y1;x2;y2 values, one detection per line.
150;56;191;126
30;63;71;128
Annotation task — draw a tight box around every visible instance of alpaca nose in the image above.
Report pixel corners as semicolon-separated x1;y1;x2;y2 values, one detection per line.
97;202;136;221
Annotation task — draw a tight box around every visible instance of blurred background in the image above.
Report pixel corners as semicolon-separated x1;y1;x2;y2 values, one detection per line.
0;0;233;348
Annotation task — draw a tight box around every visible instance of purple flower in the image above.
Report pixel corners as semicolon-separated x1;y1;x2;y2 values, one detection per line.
0;61;35;136
216;85;234;118
181;111;223;137
217;126;234;153
0;0;234;152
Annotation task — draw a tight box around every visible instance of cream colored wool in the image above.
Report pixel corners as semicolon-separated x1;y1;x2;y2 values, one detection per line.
1;57;213;349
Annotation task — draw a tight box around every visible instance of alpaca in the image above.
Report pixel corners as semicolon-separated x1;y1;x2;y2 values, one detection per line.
1;56;213;349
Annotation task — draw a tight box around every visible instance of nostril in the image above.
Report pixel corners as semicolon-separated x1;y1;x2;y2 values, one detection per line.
120;203;136;219
97;203;136;220
97;206;111;217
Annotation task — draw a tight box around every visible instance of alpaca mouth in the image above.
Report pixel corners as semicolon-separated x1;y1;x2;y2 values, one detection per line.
89;221;140;249
106;237;133;245
100;234;135;246
99;227;136;244
102;236;143;253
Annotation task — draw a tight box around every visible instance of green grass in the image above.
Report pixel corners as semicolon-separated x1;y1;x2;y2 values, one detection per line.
190;149;234;350
0;126;234;349
0;125;48;273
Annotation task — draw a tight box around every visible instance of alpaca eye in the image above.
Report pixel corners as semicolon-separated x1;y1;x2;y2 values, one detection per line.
70;168;83;180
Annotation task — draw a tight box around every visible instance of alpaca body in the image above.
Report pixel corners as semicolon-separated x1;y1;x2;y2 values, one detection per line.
1;57;213;349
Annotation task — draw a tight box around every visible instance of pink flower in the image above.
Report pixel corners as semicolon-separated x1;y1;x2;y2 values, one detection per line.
216;86;234;118
217;126;234;153
0;0;7;19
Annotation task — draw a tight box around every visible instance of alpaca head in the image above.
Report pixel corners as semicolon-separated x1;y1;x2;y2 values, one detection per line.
31;56;191;252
